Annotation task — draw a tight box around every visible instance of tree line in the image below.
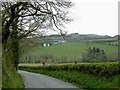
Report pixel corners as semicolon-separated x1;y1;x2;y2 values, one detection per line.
82;47;108;63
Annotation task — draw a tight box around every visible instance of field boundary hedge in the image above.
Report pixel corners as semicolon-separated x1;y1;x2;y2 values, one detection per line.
19;62;119;77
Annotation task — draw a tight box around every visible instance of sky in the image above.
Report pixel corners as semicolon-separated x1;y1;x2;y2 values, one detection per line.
63;0;119;36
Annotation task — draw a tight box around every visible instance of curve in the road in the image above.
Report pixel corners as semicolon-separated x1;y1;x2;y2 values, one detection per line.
18;70;79;88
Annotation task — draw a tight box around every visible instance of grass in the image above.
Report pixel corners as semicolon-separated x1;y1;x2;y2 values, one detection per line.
0;44;1;89
19;68;119;88
0;58;1;89
106;40;119;46
26;42;118;57
18;63;43;67
2;51;23;88
2;68;23;88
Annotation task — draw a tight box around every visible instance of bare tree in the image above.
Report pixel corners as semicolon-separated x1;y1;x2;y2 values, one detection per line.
2;1;73;41
1;1;73;69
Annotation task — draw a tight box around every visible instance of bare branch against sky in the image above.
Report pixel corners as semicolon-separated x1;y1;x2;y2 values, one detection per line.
1;0;119;36
39;0;119;36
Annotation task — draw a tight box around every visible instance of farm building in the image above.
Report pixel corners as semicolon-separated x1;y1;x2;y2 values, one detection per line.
53;40;66;45
42;43;51;47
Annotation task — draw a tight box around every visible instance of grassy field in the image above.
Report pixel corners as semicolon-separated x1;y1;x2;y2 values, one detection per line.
89;38;117;42
19;63;43;67
26;42;118;57
106;40;119;46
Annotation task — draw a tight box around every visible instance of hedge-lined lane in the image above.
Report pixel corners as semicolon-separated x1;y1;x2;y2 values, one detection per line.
19;68;119;88
19;62;119;77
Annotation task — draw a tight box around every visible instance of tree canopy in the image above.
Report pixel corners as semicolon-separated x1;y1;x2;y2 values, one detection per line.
82;47;107;63
2;1;73;46
1;0;73;69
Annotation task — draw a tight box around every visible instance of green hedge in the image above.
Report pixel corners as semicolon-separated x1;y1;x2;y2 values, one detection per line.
19;62;119;77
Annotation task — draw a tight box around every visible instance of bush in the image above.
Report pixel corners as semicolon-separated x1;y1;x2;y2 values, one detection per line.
19;62;119;77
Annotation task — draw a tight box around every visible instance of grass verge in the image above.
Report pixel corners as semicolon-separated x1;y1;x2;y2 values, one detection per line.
19;67;119;88
2;68;23;88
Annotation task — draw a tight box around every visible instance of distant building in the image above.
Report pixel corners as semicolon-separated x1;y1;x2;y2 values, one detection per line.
43;43;47;46
43;43;51;47
54;42;58;45
53;40;66;45
48;43;50;46
42;40;66;46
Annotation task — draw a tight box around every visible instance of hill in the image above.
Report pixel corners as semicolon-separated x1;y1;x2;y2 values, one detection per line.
27;42;118;56
20;42;118;63
20;34;118;64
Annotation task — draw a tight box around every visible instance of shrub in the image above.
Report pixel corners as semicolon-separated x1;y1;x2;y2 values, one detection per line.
19;62;119;77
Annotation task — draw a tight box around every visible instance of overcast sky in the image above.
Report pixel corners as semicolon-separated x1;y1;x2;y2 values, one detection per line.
64;0;119;36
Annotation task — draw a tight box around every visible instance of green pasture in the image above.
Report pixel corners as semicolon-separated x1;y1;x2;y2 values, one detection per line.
27;42;118;57
19;63;43;67
106;40;119;45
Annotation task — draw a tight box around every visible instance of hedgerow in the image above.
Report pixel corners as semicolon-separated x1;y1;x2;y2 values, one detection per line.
19;62;119;77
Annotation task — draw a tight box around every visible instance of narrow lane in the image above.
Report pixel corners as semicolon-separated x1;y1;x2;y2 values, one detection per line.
18;70;79;88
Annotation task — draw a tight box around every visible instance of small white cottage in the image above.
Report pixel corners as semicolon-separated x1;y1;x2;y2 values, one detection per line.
43;43;50;47
43;43;46;46
48;43;50;46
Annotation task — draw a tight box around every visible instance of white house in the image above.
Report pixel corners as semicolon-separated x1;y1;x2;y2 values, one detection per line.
43;43;50;47
48;43;50;46
53;40;67;45
43;43;47;46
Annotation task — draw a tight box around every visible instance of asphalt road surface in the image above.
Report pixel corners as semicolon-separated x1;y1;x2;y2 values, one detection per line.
18;70;79;88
